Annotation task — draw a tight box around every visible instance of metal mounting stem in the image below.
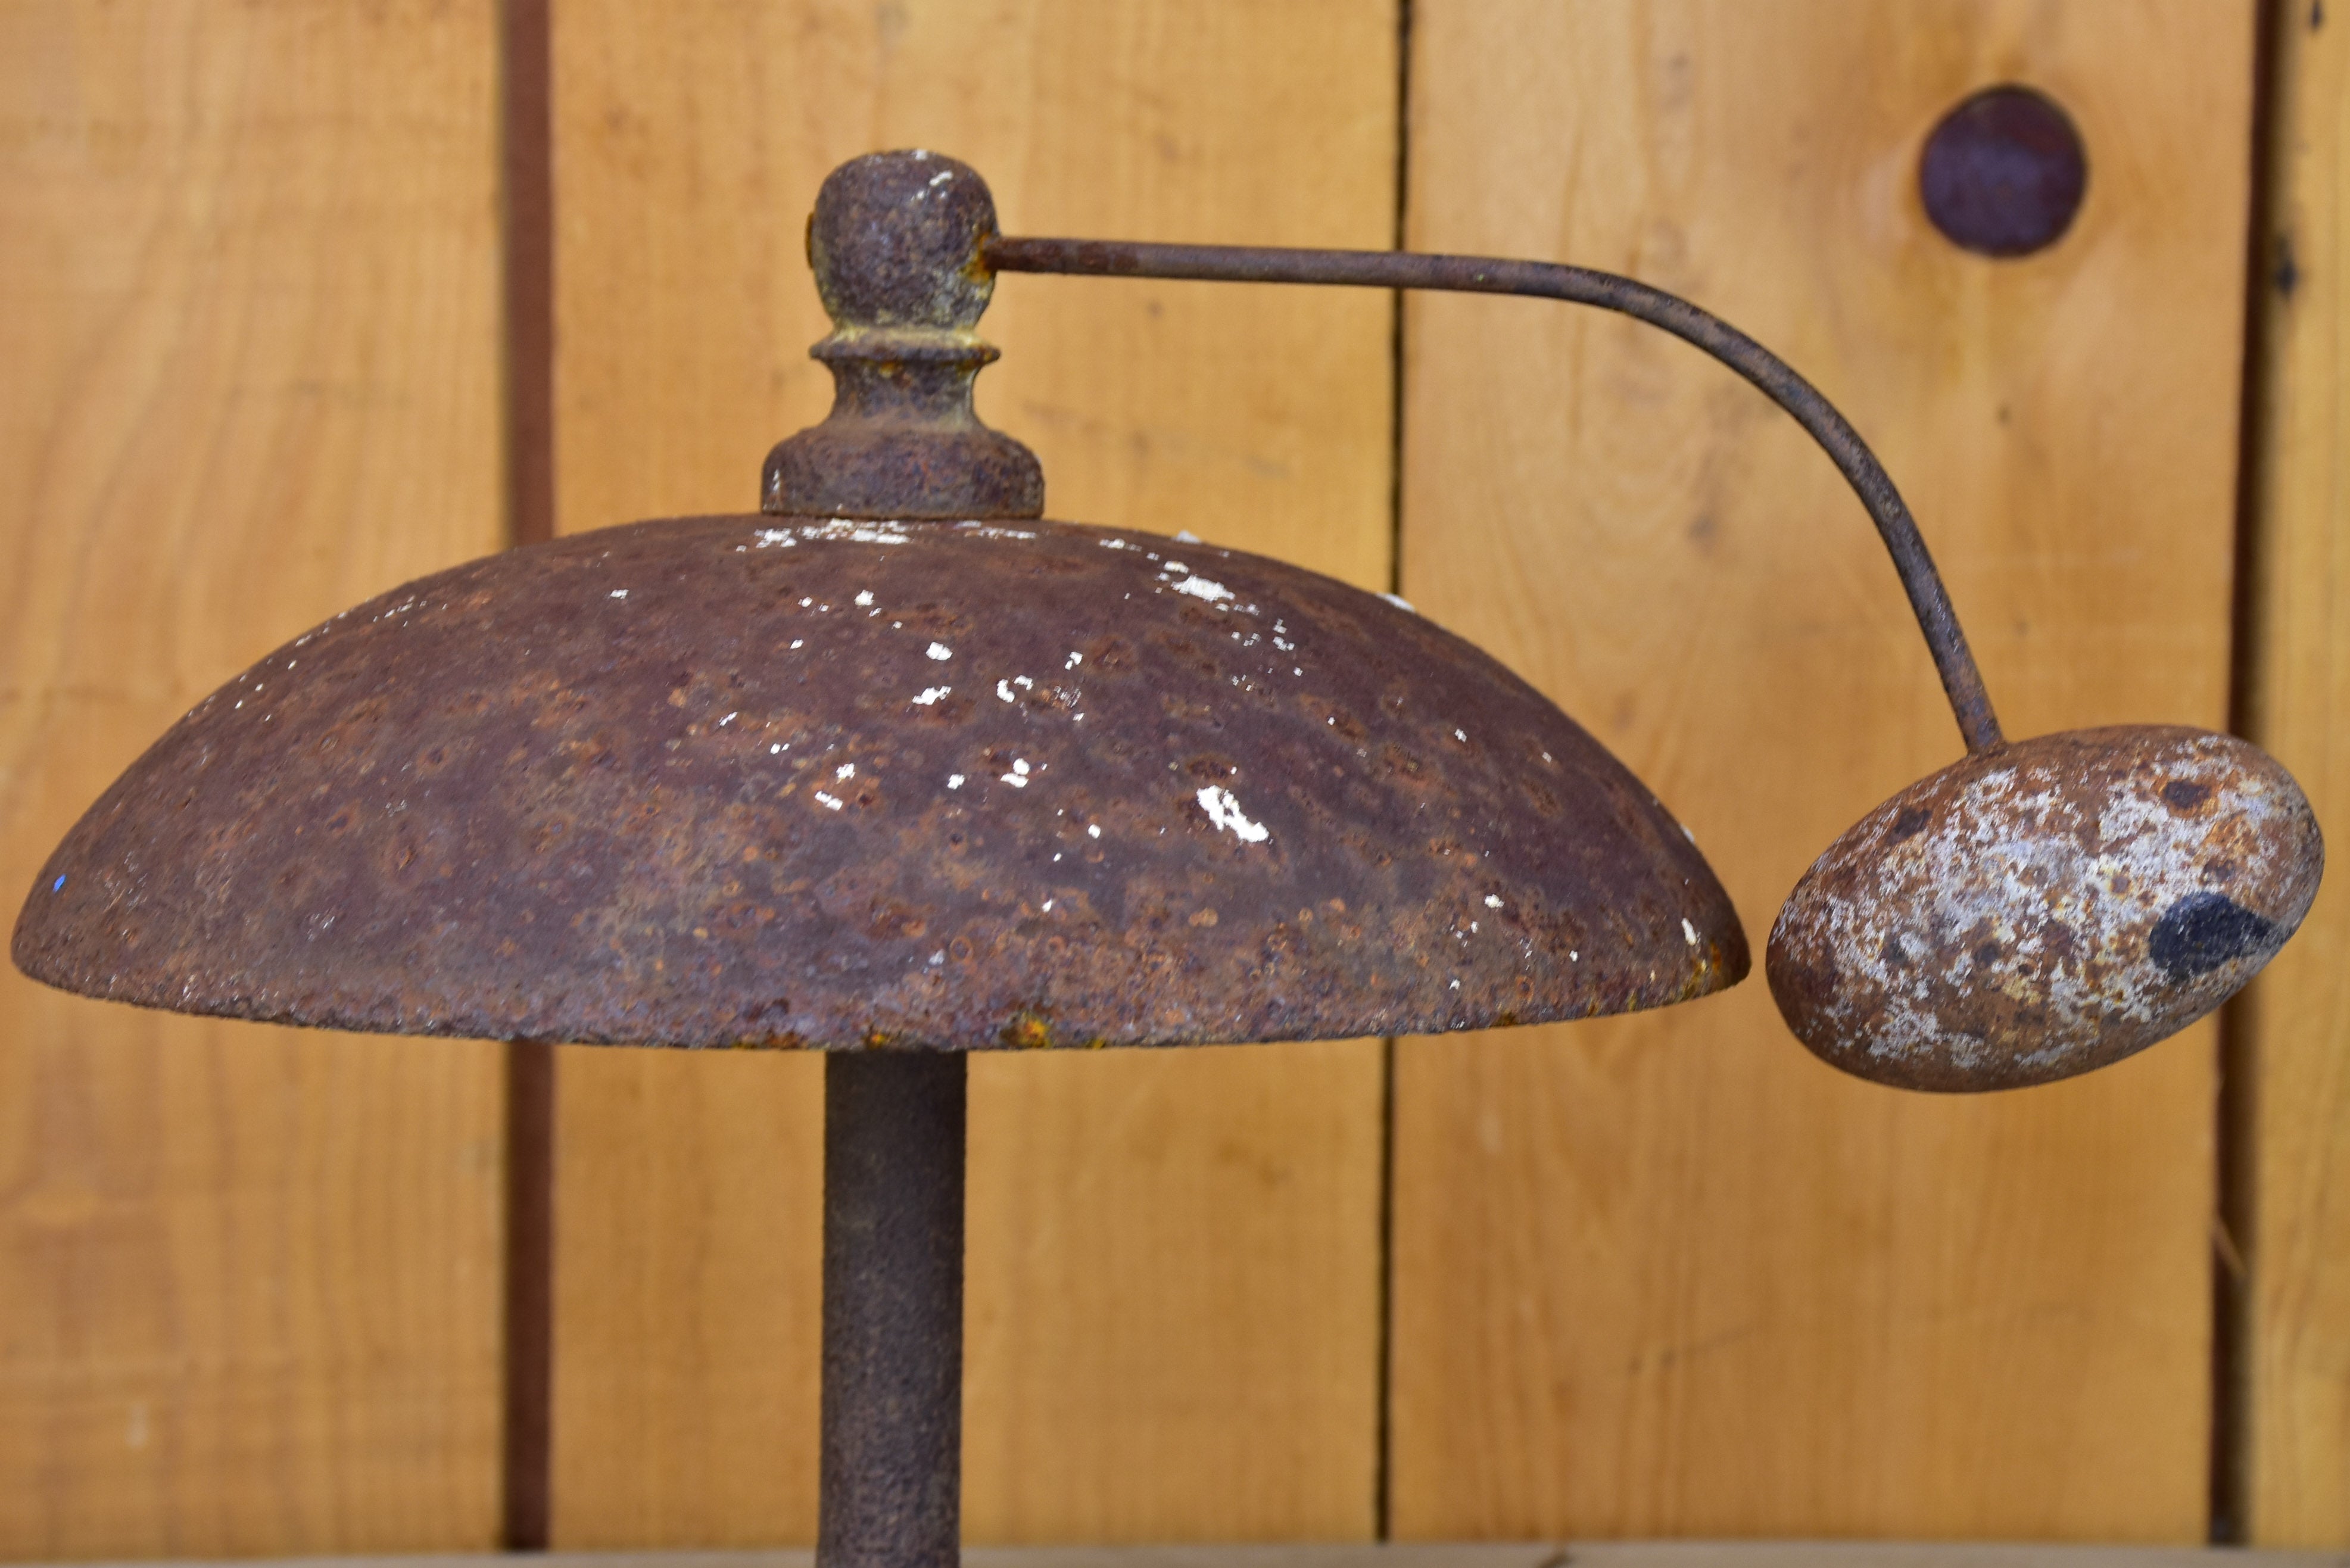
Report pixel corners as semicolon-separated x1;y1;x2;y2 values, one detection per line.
821;1051;967;1568
986;235;2006;755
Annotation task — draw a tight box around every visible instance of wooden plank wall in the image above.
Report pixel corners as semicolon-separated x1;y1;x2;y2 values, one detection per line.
1;0;2343;1556
1390;0;2252;1545
0;1;507;1556
2238;0;2350;1547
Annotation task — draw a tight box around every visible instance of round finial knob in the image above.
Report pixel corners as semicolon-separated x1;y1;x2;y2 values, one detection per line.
809;149;999;332
768;151;1041;519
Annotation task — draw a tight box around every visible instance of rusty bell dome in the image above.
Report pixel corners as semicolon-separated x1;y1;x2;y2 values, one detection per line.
9;152;1744;1052
11;509;1743;1050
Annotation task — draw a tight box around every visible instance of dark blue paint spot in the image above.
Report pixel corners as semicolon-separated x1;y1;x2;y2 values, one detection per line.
50;875;65;893
2149;891;2275;981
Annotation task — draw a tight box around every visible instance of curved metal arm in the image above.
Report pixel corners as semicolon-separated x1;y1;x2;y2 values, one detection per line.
986;235;2005;755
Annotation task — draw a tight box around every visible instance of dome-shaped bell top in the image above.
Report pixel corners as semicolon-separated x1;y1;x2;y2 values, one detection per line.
13;513;1744;1049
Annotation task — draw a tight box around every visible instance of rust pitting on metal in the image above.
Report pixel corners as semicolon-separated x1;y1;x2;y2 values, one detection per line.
1767;725;2322;1092
14;514;1747;1050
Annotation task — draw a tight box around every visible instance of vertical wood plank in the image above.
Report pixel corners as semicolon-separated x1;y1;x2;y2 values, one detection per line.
0;1;506;1554
1391;1;2252;1542
547;1;1395;1545
2239;0;2350;1546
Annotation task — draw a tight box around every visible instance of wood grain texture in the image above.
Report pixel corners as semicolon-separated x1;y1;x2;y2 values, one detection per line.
66;1547;2350;1568
1389;1;2252;1543
2237;0;2350;1547
0;0;506;1555
546;1;1396;1545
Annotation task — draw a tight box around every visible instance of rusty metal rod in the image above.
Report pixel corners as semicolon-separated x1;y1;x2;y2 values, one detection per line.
986;235;2005;755
820;1051;967;1568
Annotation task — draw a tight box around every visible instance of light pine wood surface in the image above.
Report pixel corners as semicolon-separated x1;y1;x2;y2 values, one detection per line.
1391;0;2254;1544
2239;0;2350;1547
8;0;2345;1554
0;0;507;1555
54;1544;2350;1568
547;0;1397;1546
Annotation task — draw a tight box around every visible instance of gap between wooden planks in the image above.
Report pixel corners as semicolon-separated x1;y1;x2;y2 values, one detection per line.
2233;0;2350;1547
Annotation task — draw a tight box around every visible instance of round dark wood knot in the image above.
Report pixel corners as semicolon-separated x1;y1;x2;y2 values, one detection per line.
1919;85;2087;259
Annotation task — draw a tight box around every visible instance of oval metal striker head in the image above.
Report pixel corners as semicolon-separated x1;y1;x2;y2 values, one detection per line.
1768;725;2321;1091
13;516;1744;1050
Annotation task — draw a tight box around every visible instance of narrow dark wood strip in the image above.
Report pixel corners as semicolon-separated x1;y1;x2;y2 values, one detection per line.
2212;0;2292;1545
503;0;555;550
499;0;557;1548
1375;0;1413;1542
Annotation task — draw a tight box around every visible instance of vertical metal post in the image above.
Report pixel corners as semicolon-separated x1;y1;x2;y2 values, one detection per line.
819;1050;967;1568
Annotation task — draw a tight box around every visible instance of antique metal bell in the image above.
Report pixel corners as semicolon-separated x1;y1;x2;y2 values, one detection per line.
12;150;2321;1568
